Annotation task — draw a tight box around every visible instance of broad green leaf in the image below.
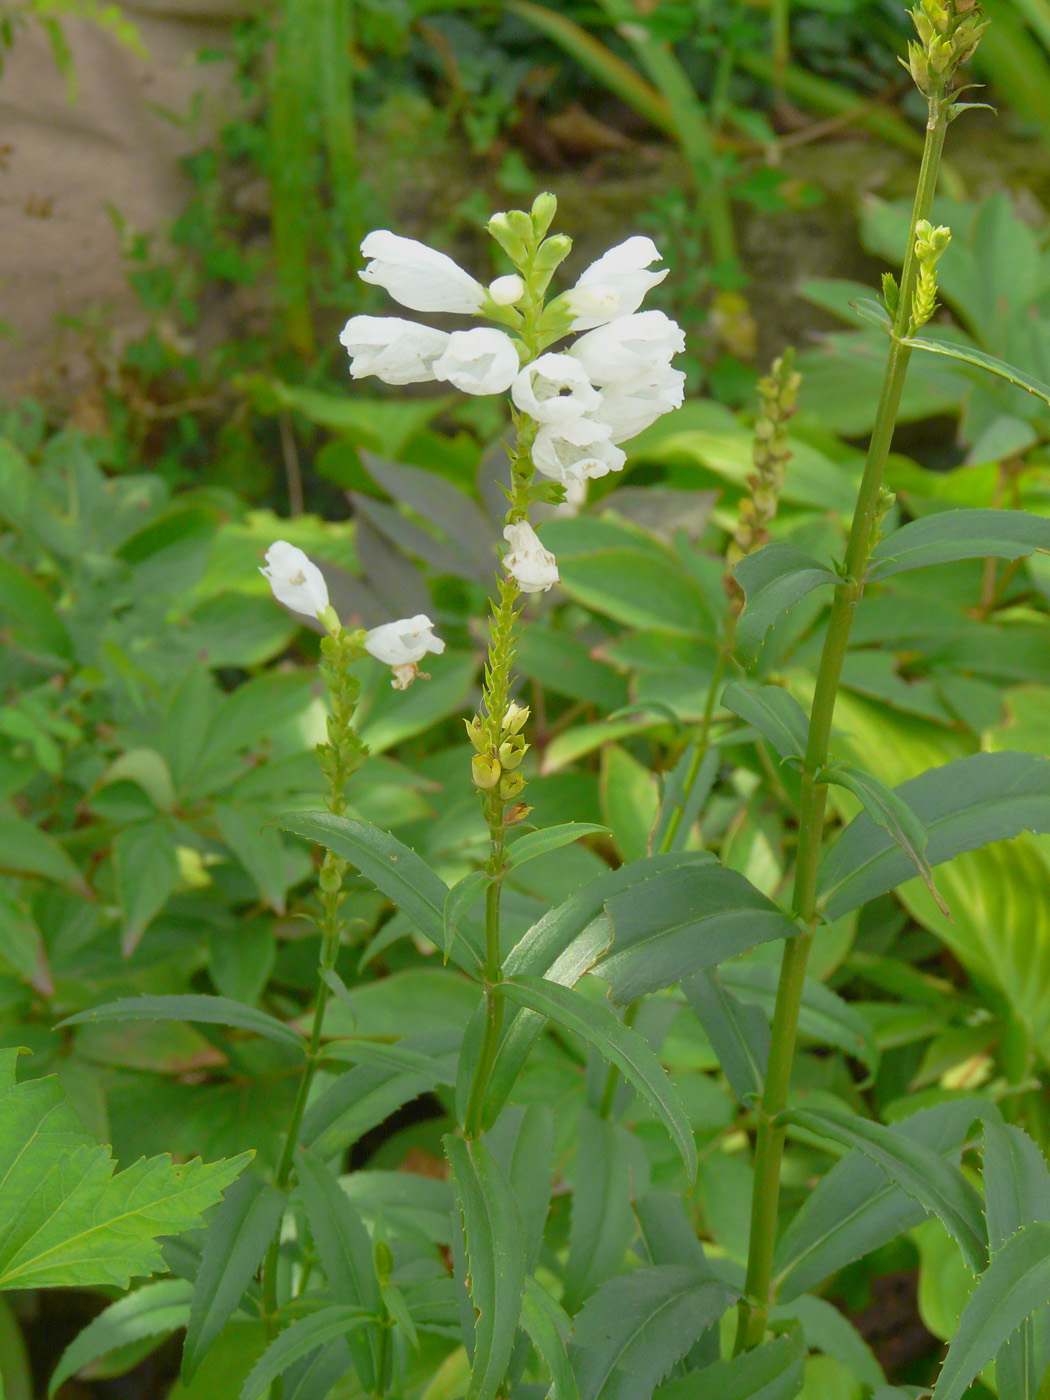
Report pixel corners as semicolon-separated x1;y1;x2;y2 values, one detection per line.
245;376;447;450
720;963;878;1071
600;746;661;863
507;823;610;868
635;1193;718;1368
0;811;89;895
983;1119;1050;1398
869;508;1050;581
521;1278;578;1400
652;745;720;854
239;1306;371;1400
683;971;770;1106
820;762;947;916
774;1099;982;1301
501;976;696;1179
0;1065;250;1291
355;652;478;755
775;1294;882;1389
0;889;52;995
113;820;179;956
594;859;798;1003
444;1135;526;1400
60;995;305;1052
558;548;712;636
181;1175;286;1381
733;543;839;660
653;1325;804;1400
721;683;810;763
568;1265;736;1400
782;1106;987;1273
295;1146;382;1392
213;805;289;913
49;1280;193;1396
564;1109;648;1311
903;336;1050;408
817;751;1050;919
932;1222;1050;1400
277;812;481;968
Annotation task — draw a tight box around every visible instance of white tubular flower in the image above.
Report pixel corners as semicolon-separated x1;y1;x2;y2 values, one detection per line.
599;365;687;443
260;541;329;619
432;327;520;395
488;274;525;306
339;315;450;385
533;418;627;484
503;520;559;593
364;614;446;690
360;230;485;314
570;310;685;385
511;353;602;424
565;235;668;330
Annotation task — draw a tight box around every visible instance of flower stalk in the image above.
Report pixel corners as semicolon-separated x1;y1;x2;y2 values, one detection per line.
735;2;982;1348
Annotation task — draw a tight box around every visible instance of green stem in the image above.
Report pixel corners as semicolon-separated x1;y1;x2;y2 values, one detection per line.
463;820;508;1138
735;84;950;1354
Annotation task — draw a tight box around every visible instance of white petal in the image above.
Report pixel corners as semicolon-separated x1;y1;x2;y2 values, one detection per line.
511;353;601;424
364;613;445;666
567;235;668;330
339;315;450;385
432;328;520;395
359;230;485;314
532;420;626;485
570;310;685;385
260;541;330;618
503;520;559;593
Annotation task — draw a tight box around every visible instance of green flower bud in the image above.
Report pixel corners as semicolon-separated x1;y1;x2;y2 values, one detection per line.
502;702;530;736
532;234;573;274
499;770;525;800
374;1239;393;1286
318;605;342;636
530;191;558;239
498;734;528;770
464;717;488;753
319;861;342;894
472;754;502;790
487;213;528;265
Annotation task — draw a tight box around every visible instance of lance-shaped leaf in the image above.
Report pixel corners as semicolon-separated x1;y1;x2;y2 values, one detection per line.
869;507;1050;581
445;1135;526;1400
732;542;839;659
593;860;798;1002
820;761;948;916
568;1265;736;1400
59;995;304;1052
506;823;610;867
719;962;877;1072
501;976;696;1179
277;812;482;968
721;682;810;763
522;1277;578;1400
49;1280;192;1397
0;1061;250;1291
817;751;1050;920
781;1105;987;1274
932;1222;1050;1400
240;1306;372;1400
851;297;893;333
653;1324;804;1400
684;971;770;1106
903;336;1050;409
443;870;488;964
182;1174;286;1380
564;1110;647;1312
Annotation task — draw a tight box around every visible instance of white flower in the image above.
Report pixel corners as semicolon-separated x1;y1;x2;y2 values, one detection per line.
364;614;446;690
432;327;520;395
503;520;559;593
599;365;687;443
570;310;685;385
339;315;450;385
489;274;525;306
360;230;485;314
533;419;626;485
260;541;330;619
511;353;602;424
564;236;668;330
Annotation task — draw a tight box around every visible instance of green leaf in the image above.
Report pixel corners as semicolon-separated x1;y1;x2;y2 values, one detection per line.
59;995;305;1052
600;746;661;863
239;1306;372;1400
568;1266;736;1400
113;820;179;956
320;1038;457;1084
501;976;696;1179
719;963;878;1072
295;1146;382;1392
820;762;947;916
653;1325;804;1400
522;1277;579;1400
558;548;712;636
0;811;89;895
506;823;610;868
869;508;1050;581
276;812;481;968
903;336;1050;408
774;1099;982;1301
0;1065;250;1291
181;1175;286;1381
213;805;289;914
732;543;839;660
721;683;810;763
49;1280;193;1396
443;870;488;964
817;752;1050;920
932;1222;1050;1400
486;1105;554;1275
444;1135;526;1400
593;859;798;1002
851;298;893;333
683;971;770;1106
564;1109;648;1311
782;1105;987;1273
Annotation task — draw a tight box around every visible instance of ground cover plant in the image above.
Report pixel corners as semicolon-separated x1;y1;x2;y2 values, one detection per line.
5;0;1050;1397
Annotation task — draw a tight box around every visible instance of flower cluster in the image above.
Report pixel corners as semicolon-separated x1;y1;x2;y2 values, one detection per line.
261;542;444;690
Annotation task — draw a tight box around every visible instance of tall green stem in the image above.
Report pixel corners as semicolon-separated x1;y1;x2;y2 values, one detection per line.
735;83;950;1353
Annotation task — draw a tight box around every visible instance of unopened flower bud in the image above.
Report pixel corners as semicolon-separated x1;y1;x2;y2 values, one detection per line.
502;702;530;736
533;234;573;274
530;191;558;238
487;213;529;264
499;770;525;800
489;274;525;307
472;754;502;789
319;861;342;894
464;717;487;752
499;734;528;770
374;1239;393;1285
